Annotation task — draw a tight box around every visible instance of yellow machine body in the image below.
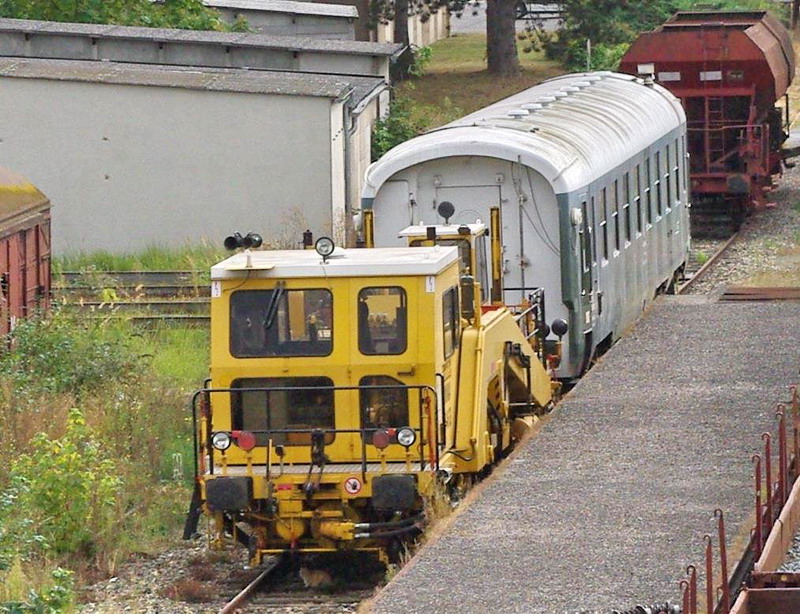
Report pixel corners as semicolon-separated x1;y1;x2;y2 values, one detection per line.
190;239;554;564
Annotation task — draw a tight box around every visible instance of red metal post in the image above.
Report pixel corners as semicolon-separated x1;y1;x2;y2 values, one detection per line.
753;454;763;555
716;508;730;613
792;386;799;482
687;564;698;614
681;579;691;614
763;433;773;529
778;407;788;505
704;536;714;614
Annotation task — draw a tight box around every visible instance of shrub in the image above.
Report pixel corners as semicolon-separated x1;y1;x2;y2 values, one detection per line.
7;409;122;557
371;96;430;160
0;565;74;614
0;313;140;397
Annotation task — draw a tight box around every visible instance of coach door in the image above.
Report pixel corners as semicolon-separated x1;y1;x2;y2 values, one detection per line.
434;186;501;224
578;198;594;329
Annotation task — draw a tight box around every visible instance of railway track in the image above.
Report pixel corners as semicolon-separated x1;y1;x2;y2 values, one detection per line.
218;554;376;613
54;270;210;325
677;231;740;295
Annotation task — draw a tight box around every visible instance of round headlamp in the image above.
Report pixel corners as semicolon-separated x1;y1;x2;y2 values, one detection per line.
315;236;335;259
396;427;416;448
211;431;232;451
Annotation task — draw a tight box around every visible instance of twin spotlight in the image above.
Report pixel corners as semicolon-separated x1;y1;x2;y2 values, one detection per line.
224;231;263;251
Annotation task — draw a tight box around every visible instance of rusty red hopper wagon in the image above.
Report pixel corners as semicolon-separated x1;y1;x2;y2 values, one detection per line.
620;11;795;235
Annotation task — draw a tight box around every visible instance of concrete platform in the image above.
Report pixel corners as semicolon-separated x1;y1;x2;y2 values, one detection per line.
368;297;800;613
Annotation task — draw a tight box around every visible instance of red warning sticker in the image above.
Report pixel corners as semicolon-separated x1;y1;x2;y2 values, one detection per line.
344;477;362;494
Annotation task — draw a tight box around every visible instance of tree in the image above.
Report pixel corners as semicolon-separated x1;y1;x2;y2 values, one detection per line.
486;0;519;76
0;0;227;30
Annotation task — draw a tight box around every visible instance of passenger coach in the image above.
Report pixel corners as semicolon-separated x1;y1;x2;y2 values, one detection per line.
360;72;691;379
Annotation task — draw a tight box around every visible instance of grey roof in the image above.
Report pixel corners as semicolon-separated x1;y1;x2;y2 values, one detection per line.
205;0;358;19
0;17;401;57
0;57;386;106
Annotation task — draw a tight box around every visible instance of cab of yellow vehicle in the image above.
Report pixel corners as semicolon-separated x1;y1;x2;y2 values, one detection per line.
191;239;464;561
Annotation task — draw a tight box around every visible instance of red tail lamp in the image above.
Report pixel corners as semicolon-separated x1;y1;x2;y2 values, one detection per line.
232;430;257;452
372;429;391;450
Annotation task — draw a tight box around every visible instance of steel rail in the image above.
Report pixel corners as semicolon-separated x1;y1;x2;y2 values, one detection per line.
677;230;740;295
219;555;283;614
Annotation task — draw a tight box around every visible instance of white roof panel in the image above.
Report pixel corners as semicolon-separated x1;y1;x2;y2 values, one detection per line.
206;0;358;18
362;72;686;198
211;246;459;279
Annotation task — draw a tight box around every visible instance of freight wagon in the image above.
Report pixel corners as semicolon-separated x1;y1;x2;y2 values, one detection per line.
620;11;796;234
0;167;51;337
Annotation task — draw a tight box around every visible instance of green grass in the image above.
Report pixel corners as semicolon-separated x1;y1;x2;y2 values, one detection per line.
54;240;226;274
398;33;565;129
143;326;210;389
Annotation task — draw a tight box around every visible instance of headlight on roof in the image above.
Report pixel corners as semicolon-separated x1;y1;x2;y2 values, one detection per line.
211;431;232;451
396;427;416;448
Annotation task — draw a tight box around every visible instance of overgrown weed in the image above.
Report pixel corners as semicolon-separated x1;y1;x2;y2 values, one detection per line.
0;308;203;607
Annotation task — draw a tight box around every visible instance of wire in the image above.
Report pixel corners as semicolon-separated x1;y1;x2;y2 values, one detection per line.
509;162;560;257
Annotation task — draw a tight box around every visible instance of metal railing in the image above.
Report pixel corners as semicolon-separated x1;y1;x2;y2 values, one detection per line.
677;385;799;614
190;384;439;483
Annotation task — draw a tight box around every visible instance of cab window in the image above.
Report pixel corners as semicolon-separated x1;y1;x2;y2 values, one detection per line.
360;375;410;443
231;376;334;446
358;287;407;355
443;286;459;358
230;289;332;358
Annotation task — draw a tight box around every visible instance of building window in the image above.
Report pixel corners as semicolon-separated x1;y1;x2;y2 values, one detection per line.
231;376;335;446
443;286;459;358
230;288;332;358
358;287;407;355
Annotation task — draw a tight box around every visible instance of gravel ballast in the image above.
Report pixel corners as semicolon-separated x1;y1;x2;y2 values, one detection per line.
368;299;799;613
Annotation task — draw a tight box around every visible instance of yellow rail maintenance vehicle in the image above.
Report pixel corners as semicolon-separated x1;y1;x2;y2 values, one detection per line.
185;227;565;565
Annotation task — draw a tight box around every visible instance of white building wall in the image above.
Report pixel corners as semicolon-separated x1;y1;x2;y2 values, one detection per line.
375;8;450;47
0;78;335;253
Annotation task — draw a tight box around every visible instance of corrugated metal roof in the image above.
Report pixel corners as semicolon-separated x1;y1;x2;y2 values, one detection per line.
0;56;386;105
0;17;400;56
206;0;359;19
363;72;686;198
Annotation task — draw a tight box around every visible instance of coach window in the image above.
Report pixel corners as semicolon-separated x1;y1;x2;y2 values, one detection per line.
673;139;681;205
655;151;663;217
230;289;332;358
610;181;620;253
442;286;459;358
358;287;407;355
645;158;653;225
680;135;688;195
634;165;642;234
665;145;672;211
598;192;608;261
623;173;631;243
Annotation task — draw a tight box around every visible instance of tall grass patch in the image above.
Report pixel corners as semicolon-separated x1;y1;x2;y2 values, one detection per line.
0;310;205;604
54;239;226;274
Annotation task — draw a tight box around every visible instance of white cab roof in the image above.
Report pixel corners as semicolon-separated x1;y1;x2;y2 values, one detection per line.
398;222;487;237
211;246;459;280
362;72;686;199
